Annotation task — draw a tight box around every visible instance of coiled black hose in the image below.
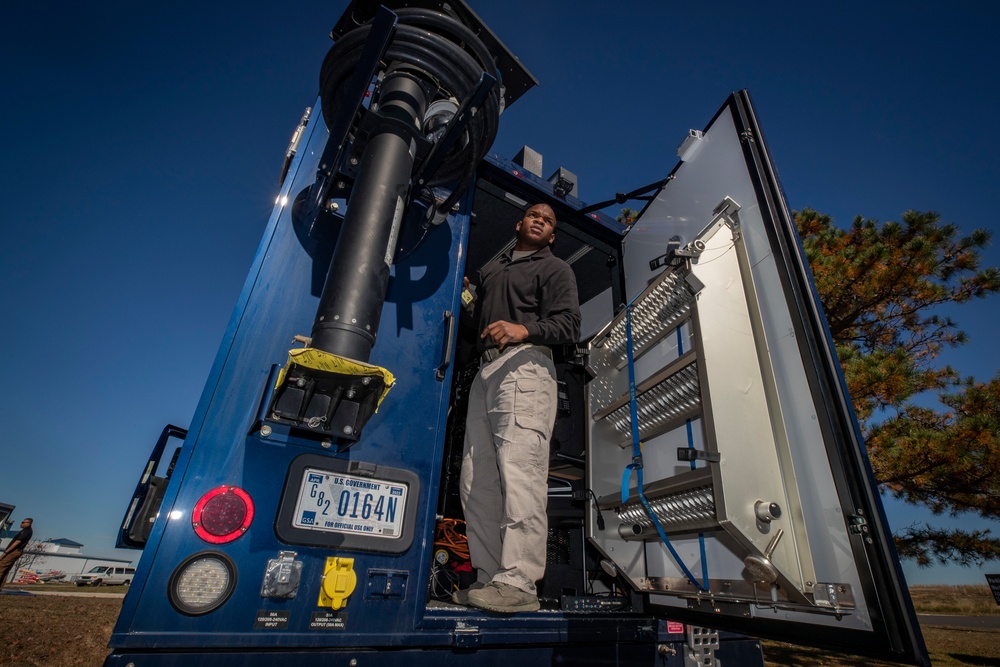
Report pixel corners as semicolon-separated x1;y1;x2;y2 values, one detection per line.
319;8;502;188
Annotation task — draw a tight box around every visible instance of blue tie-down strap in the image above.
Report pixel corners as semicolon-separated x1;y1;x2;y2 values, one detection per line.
621;298;710;592
622;460;641;505
619;461;709;591
638;487;710;591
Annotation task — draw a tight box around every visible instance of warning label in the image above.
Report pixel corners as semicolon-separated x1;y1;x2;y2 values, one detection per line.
254;610;290;629
309;611;347;630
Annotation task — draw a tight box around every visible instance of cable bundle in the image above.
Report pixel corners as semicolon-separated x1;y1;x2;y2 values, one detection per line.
434;517;469;560
319;8;502;188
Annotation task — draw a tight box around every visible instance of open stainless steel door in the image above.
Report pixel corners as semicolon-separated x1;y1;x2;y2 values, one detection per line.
585;91;928;666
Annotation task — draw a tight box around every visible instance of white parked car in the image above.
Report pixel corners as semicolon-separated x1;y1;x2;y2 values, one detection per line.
72;565;136;586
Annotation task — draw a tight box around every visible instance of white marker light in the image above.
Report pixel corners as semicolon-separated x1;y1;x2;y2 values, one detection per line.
169;552;237;616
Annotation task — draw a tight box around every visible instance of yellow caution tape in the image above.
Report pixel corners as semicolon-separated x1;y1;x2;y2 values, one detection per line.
275;347;396;409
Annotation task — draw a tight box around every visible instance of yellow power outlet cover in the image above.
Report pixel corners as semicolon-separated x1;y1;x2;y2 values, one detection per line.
318;556;357;610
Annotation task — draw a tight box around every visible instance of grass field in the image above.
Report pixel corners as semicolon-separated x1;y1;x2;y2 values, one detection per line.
908;584;999;616
760;586;1000;667
0;584;997;666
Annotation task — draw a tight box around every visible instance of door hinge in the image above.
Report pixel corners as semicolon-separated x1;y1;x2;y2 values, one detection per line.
848;512;869;535
453;624;481;648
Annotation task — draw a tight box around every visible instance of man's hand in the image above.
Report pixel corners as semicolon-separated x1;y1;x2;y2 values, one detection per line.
481;320;529;349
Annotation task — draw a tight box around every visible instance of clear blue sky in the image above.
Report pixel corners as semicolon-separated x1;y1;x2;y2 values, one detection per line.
2;1;997;586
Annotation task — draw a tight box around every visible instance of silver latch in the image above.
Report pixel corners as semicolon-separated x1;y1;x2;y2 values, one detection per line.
813;582;856;611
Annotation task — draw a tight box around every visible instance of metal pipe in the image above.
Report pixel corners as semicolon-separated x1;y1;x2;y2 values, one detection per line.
311;72;427;361
618;523;643;540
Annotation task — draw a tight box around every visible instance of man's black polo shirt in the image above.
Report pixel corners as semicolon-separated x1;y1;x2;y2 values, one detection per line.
475;246;581;354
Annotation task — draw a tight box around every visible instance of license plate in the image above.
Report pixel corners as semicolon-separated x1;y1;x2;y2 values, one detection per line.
292;468;408;539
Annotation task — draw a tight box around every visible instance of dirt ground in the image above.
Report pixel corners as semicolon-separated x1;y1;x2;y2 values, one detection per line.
1;584;998;666
762;626;1000;667
0;593;121;666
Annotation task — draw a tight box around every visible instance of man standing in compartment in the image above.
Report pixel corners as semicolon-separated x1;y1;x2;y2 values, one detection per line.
455;203;580;612
0;518;33;590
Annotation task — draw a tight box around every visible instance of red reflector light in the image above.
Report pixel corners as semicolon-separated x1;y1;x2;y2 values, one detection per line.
192;486;254;544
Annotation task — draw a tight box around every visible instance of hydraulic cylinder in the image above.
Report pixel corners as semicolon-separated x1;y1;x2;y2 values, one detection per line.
311;72;428;362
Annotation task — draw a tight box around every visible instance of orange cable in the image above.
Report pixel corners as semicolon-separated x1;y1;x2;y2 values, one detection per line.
434;518;470;560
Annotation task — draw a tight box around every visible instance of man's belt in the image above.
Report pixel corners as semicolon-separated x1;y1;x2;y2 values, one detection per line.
481;343;551;364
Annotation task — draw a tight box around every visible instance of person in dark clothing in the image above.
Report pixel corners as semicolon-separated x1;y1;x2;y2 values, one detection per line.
0;518;33;590
454;203;581;613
